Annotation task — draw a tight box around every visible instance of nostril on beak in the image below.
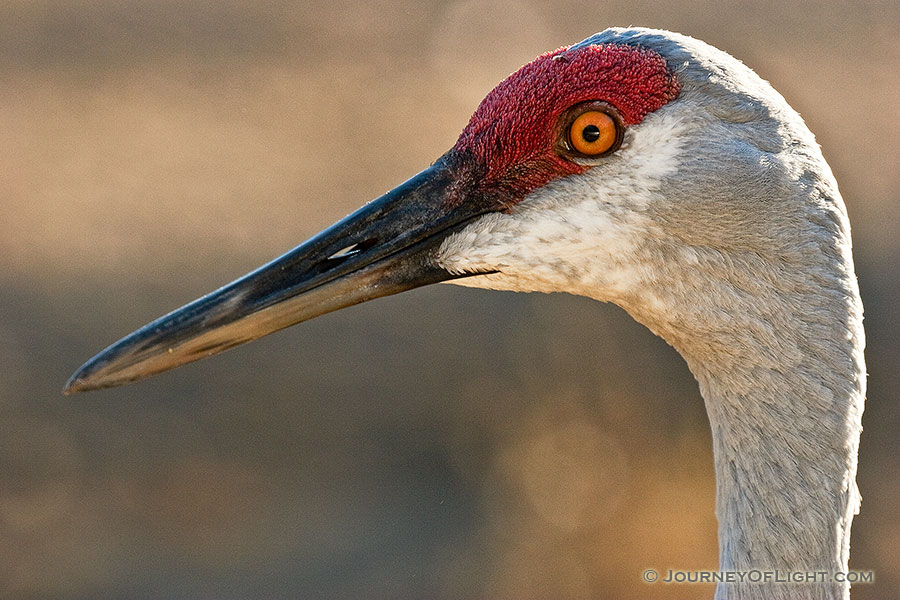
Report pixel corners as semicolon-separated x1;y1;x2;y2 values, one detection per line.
318;238;380;273
328;244;363;261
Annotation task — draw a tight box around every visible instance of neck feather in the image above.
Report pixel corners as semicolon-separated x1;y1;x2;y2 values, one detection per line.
627;244;865;600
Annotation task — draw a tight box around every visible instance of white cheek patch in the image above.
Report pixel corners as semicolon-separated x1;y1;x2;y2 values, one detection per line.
438;200;644;299
600;110;690;209
436;110;689;304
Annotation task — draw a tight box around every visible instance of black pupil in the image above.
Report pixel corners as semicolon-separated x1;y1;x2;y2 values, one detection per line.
581;124;601;143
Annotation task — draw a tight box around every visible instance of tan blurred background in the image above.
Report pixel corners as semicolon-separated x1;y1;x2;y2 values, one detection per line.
2;1;898;598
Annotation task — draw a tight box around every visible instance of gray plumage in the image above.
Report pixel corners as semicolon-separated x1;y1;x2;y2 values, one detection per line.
442;28;866;600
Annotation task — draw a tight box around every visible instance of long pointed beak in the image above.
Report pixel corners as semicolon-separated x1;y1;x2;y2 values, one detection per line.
64;152;490;393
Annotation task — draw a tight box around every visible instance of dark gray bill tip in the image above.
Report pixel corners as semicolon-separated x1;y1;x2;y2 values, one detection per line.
62;375;86;395
63;350;123;395
63;370;120;395
63;359;127;395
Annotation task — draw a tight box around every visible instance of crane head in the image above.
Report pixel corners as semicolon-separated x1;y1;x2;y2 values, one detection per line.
65;27;841;393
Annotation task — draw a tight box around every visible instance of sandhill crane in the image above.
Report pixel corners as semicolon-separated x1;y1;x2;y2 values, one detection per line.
65;28;865;600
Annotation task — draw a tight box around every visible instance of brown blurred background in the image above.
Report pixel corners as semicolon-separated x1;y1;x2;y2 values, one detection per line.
2;1;898;598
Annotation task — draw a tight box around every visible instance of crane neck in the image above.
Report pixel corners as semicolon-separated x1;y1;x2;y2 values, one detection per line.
690;342;863;600
625;245;866;600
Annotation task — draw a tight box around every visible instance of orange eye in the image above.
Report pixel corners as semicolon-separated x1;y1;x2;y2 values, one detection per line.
568;110;618;156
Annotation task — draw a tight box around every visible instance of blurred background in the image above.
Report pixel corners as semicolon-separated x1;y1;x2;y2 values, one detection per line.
2;1;898;598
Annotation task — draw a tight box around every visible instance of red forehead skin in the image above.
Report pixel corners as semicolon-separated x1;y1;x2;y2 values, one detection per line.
452;43;680;204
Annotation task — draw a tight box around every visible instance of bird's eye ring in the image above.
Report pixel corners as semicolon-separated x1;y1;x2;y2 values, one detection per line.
557;102;624;160
570;111;616;155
